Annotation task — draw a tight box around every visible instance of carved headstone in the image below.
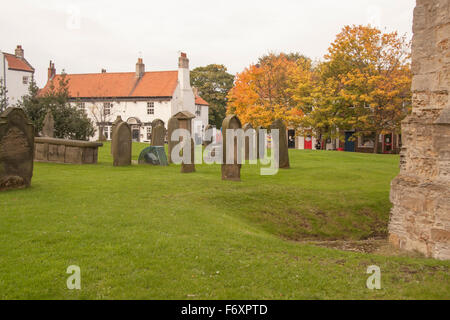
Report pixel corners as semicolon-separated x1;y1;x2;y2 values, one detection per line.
112;122;132;166
111;115;123;155
0;107;34;191
181;138;195;173
42;110;54;138
270;119;289;169
167;116;180;164
151;124;165;146
221;114;242;181
389;0;450;260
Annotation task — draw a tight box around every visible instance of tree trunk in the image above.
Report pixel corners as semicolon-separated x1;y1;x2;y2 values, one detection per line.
373;130;380;154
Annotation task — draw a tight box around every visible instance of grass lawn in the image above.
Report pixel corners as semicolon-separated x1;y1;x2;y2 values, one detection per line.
0;142;448;299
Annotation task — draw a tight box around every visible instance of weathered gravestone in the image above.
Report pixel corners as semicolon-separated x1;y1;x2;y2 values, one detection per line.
0;107;34;191
111;115;123;155
181;138;195;173
221;114;242;181
151;119;165;146
42;110;55;138
167;116;180;164
203;124;214;147
151;124;166;146
270;119;289;169
138;146;168;166
112;121;132;166
389;0;450;260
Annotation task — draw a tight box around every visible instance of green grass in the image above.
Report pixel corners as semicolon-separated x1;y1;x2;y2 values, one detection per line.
0;142;448;299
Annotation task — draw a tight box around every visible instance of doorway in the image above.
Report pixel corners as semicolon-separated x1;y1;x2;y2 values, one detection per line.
344;131;355;152
288;130;296;148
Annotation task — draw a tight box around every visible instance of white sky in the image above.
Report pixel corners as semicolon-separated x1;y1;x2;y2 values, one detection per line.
1;0;415;87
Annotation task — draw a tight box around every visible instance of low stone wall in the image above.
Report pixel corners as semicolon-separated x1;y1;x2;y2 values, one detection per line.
34;137;103;164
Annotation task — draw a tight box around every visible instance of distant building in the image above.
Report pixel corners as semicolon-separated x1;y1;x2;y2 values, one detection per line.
0;45;35;106
40;53;209;142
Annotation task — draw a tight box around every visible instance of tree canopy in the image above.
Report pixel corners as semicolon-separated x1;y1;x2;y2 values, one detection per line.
190;64;235;128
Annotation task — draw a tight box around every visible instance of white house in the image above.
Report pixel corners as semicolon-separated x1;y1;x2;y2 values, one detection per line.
40;53;209;142
0;45;35;106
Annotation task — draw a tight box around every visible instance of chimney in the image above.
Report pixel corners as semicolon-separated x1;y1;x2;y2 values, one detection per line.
15;45;24;59
136;58;145;78
101;68;107;73
192;86;199;96
178;52;189;69
48;60;56;81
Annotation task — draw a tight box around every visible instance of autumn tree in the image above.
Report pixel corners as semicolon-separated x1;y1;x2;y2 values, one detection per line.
227;53;310;128
303;25;411;152
190;64;234;128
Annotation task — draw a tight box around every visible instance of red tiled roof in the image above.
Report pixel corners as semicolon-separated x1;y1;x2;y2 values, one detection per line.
40;71;178;98
195;95;209;106
40;70;209;105
3;53;34;72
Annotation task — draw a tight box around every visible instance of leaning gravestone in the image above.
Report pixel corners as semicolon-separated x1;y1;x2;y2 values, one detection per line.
152;124;165;146
181;138;195;173
270;119;290;169
167;116;179;164
221;114;242;181
42;110;55;138
0;107;34;191
138;146;168;166
112;121;132;166
111;115;123;155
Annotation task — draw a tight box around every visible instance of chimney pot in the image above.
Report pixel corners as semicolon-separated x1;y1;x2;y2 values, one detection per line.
15;45;24;59
48;60;56;81
178;52;189;69
136;58;145;78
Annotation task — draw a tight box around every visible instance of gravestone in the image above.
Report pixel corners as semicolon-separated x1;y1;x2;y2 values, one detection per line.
151;119;165;145
243;123;254;161
181;138;195;173
151;124;165;146
167;116;179;163
138;146;168;166
221;114;242;181
111;115;123;155
112;121;132;166
270;119;289;169
42;110;55;138
389;0;450;260
203;124;214;147
0;107;34;191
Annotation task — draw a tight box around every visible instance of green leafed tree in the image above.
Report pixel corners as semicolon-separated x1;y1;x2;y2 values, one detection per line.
20;73;95;140
190;64;234;128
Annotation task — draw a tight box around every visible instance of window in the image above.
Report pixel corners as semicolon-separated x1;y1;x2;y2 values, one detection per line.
77;102;85;111
195;106;201;116
147;102;154;115
358;133;376;148
147;127;152;140
103;102;112;116
23;76;29;85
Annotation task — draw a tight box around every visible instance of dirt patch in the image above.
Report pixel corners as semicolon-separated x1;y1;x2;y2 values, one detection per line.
304;238;387;254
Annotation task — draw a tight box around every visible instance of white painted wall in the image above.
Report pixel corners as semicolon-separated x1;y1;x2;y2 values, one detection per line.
0;52;33;106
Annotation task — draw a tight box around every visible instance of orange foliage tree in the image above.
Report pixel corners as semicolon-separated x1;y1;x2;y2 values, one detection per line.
227;53;311;128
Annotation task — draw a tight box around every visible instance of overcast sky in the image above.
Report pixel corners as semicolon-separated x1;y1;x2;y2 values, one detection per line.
1;0;415;87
